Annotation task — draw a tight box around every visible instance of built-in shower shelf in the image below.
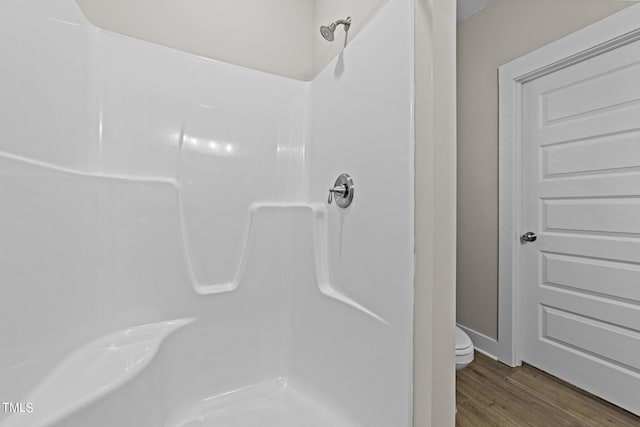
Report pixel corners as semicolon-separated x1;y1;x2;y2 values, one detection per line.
0;318;194;427
182;202;387;324
166;378;356;427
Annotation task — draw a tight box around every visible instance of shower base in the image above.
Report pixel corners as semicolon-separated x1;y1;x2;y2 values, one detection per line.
167;378;355;427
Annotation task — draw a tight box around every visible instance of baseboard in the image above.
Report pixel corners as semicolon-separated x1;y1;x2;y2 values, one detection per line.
456;324;499;360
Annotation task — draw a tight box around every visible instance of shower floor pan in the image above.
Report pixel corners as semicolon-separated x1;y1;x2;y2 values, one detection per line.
167;378;355;427
4;320;361;427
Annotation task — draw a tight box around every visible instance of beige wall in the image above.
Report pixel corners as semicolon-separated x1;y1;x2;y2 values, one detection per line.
456;0;632;339
75;0;315;80
74;0;390;81
414;0;457;425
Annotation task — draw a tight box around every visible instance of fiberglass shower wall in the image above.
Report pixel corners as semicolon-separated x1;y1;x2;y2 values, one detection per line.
0;0;414;426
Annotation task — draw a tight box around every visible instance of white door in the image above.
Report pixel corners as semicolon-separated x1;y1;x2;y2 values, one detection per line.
521;38;640;414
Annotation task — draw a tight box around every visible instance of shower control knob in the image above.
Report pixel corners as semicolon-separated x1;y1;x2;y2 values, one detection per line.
328;184;346;203
521;232;537;243
328;174;354;209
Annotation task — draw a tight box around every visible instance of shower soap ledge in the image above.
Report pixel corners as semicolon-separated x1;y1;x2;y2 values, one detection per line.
0;318;194;427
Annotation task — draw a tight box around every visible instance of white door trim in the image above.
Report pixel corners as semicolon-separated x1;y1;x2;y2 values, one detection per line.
498;3;640;366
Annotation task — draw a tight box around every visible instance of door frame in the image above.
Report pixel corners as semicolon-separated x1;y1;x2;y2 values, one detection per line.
497;4;640;366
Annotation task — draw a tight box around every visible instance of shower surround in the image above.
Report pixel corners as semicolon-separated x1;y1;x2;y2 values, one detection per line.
0;0;415;426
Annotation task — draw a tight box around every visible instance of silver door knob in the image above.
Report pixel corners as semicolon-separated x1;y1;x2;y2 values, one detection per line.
521;232;537;243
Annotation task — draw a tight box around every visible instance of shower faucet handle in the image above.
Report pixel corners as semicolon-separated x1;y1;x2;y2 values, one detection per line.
328;184;347;204
327;174;354;208
329;184;347;195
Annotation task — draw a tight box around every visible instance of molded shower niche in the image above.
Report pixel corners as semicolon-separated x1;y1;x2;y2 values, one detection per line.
0;0;414;425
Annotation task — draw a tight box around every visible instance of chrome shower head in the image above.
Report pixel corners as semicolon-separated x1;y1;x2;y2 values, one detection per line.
320;23;337;42
320;17;351;43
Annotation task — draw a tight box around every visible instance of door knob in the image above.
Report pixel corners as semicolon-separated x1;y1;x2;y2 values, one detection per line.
521;232;537;243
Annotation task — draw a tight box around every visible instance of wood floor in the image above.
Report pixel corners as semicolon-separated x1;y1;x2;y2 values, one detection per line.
456;352;640;426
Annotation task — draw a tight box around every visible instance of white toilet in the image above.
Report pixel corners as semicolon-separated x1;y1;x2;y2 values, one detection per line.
455;327;474;371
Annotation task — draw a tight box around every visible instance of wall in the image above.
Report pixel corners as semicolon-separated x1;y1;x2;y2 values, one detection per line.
96;30;308;291
74;0;392;81
298;0;415;424
414;0;457;425
456;0;632;341
75;0;315;81
0;1;307;423
0;0;95;171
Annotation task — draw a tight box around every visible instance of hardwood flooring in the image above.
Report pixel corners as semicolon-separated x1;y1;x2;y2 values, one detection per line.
456;352;640;426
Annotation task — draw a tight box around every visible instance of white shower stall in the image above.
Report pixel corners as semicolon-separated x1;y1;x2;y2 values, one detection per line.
0;0;421;425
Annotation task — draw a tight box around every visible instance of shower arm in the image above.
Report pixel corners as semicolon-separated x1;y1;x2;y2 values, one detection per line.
335;19;352;31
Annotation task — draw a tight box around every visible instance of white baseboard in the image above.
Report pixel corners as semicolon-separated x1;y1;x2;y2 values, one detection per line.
456;324;499;360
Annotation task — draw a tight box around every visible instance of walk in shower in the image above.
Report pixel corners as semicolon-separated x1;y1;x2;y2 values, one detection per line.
0;0;416;425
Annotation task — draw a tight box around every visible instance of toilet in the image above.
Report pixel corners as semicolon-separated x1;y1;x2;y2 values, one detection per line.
455;327;474;371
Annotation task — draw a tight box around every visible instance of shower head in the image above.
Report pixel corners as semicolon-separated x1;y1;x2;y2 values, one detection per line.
320;17;351;42
320;23;337;42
